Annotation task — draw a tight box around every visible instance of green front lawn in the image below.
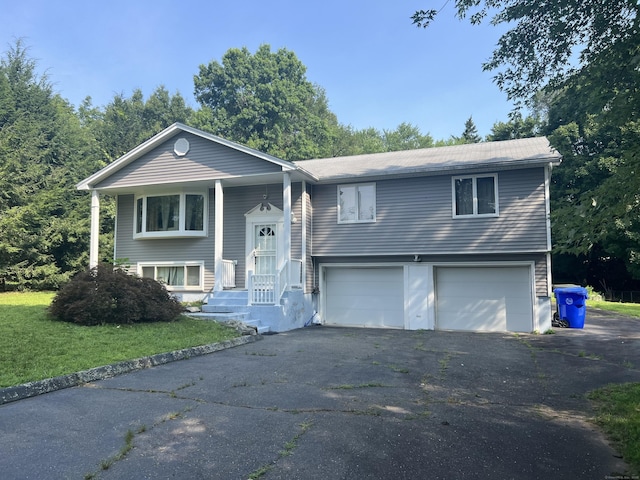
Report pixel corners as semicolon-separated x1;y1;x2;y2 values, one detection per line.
589;383;640;474
588;299;640;318
0;292;239;388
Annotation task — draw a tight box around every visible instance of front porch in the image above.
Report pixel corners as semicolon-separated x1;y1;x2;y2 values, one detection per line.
196;257;311;333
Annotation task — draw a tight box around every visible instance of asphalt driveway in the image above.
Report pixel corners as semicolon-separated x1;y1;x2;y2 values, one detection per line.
1;309;639;479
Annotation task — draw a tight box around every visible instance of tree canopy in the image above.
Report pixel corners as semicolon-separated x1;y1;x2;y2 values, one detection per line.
0;41;102;288
413;1;640;110
193;45;339;160
415;1;640;288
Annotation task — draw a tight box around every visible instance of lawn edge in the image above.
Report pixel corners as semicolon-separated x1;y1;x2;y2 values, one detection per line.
0;334;262;405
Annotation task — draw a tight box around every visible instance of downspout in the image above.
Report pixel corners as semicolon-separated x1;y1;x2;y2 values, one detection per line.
545;162;553;297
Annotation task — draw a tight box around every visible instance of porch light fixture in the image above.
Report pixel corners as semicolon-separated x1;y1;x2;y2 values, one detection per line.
260;188;271;211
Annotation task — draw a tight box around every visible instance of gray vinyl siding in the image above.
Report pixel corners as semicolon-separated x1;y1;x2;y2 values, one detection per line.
315;253;549;297
312;168;548;256
97;133;282;189
115;193;215;291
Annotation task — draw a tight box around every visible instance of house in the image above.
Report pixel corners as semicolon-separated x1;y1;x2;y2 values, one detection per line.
77;123;562;333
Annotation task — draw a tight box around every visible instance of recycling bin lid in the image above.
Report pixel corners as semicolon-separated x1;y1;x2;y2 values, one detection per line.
554;286;589;297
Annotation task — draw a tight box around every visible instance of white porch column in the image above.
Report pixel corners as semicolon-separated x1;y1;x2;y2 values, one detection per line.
301;180;307;292
89;190;100;268
214;180;224;292
283;173;292;285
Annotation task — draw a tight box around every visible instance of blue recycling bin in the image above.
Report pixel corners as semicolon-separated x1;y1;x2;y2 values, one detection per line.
554;287;589;328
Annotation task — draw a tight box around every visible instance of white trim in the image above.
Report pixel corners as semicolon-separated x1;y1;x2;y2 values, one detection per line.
214;180;224;292
244;204;284;288
451;173;499;218
337;182;376;224
137;261;205;291
546;252;553;297
113;195;118;264
133;190;208;239
544;163;553;251
312;249;550;257
89;190;100;268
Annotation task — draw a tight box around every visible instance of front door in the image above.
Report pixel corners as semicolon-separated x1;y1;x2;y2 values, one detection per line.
254;223;277;275
244;202;284;289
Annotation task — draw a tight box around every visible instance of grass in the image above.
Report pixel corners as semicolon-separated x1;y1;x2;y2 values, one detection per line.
0;292;240;388
583;299;640;473
587;299;640;318
589;383;640;474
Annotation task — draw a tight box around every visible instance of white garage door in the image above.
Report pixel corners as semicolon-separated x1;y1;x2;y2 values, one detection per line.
324;267;404;328
436;266;533;332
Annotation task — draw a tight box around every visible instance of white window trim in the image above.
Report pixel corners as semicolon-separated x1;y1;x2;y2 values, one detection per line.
337;183;376;224
451;174;499;218
137;261;204;291
134;191;208;239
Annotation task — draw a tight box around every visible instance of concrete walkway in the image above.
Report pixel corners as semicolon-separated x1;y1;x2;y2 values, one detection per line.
1;310;639;479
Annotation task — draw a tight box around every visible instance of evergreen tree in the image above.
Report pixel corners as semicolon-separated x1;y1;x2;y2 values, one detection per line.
461;116;481;143
0;41;102;288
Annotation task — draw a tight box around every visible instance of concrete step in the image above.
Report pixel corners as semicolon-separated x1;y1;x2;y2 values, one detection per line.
203;290;249;309
186;312;270;334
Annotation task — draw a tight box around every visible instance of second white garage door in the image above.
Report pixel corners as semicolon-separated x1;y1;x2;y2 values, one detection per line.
324;267;404;328
436;266;533;332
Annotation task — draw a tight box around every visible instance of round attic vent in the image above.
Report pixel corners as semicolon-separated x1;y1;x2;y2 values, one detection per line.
174;138;190;156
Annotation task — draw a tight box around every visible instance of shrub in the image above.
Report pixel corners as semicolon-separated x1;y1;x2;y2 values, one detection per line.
49;264;185;325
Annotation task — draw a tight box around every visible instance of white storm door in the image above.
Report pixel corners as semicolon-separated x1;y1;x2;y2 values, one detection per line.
254;224;277;275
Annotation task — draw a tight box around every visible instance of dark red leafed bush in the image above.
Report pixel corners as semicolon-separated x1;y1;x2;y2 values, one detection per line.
49;264;184;325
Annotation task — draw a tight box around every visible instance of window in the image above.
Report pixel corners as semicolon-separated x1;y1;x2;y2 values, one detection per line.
134;192;207;238
338;183;376;223
139;263;203;290
453;174;498;217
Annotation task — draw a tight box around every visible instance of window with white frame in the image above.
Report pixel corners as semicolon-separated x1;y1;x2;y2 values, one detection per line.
338;183;376;223
139;263;203;290
452;174;498;217
135;192;206;238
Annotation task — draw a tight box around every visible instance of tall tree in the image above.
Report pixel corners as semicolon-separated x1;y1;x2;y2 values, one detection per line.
461;116;481;143
486;114;540;141
193;45;339;160
86;86;193;162
413;1;640;110
0;41;102;288
414;1;640;286
383;122;434;151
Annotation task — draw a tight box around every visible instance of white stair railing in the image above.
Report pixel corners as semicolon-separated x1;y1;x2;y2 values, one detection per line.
249;273;276;304
221;259;237;288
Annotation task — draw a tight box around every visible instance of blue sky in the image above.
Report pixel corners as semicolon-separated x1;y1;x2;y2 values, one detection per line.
1;0;514;141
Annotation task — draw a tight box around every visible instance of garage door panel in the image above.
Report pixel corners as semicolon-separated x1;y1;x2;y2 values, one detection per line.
325;267;404;328
436;266;533;332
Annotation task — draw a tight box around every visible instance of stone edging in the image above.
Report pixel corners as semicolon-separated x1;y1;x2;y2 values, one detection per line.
0;334;262;406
